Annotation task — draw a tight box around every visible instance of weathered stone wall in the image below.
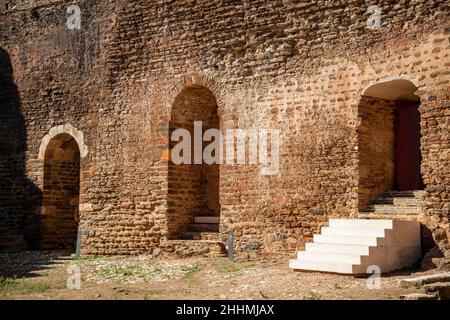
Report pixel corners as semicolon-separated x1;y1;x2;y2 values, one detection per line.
358;96;395;210
0;0;116;251
0;1;448;264
420;94;450;266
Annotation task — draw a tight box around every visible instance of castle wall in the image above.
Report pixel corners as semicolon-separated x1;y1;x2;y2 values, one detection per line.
0;1;448;262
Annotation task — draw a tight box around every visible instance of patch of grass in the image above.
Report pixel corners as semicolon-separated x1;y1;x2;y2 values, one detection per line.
143;289;164;300
1;276;53;294
54;281;69;290
182;266;200;280
217;261;256;276
304;291;321;300
243;262;256;269
0;276;17;291
152;265;171;279
19;281;51;294
78;255;101;261
118;266;140;277
100;265;145;279
74;255;102;265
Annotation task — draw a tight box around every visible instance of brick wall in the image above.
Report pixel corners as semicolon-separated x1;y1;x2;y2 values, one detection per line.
0;1;448;263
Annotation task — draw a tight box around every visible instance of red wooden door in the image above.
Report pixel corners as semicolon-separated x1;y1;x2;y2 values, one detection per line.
395;101;423;191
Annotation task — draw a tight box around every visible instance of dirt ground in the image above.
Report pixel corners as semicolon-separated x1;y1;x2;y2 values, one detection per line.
0;251;436;300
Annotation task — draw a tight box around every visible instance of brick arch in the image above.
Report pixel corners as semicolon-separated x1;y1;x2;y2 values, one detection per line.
358;75;421;101
39;124;88;160
167;74;226;116
36;125;86;250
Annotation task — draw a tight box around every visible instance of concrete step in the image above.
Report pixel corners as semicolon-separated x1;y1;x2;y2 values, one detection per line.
400;293;439;300
187;223;219;232
381;190;425;198
423;282;450;299
290;219;422;275
365;204;421;214
289;258;356;274
329;219;393;229
179;231;221;241
194;216;220;224
314;234;379;246
370;197;422;206
370;198;394;205
297;251;362;264
392;198;423;206
305;242;371;255
400;273;450;288
321;226;386;237
361;210;421;216
358;213;421;220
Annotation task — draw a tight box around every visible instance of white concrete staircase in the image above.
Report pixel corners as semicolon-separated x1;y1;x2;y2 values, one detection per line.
289;219;422;274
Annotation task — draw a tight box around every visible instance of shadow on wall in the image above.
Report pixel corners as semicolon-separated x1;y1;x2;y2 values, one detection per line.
0;47;42;251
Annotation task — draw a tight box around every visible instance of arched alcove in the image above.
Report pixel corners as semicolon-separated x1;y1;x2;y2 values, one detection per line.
358;78;423;209
167;85;221;240
40;133;81;250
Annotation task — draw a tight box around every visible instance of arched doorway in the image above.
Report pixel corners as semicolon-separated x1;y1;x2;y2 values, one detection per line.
41;133;80;250
358;79;423;210
168;85;220;240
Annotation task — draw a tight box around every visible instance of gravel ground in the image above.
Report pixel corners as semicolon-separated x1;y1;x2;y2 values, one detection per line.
0;251;438;300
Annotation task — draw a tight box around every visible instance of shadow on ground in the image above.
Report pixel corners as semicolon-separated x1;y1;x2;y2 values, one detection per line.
0;250;73;278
